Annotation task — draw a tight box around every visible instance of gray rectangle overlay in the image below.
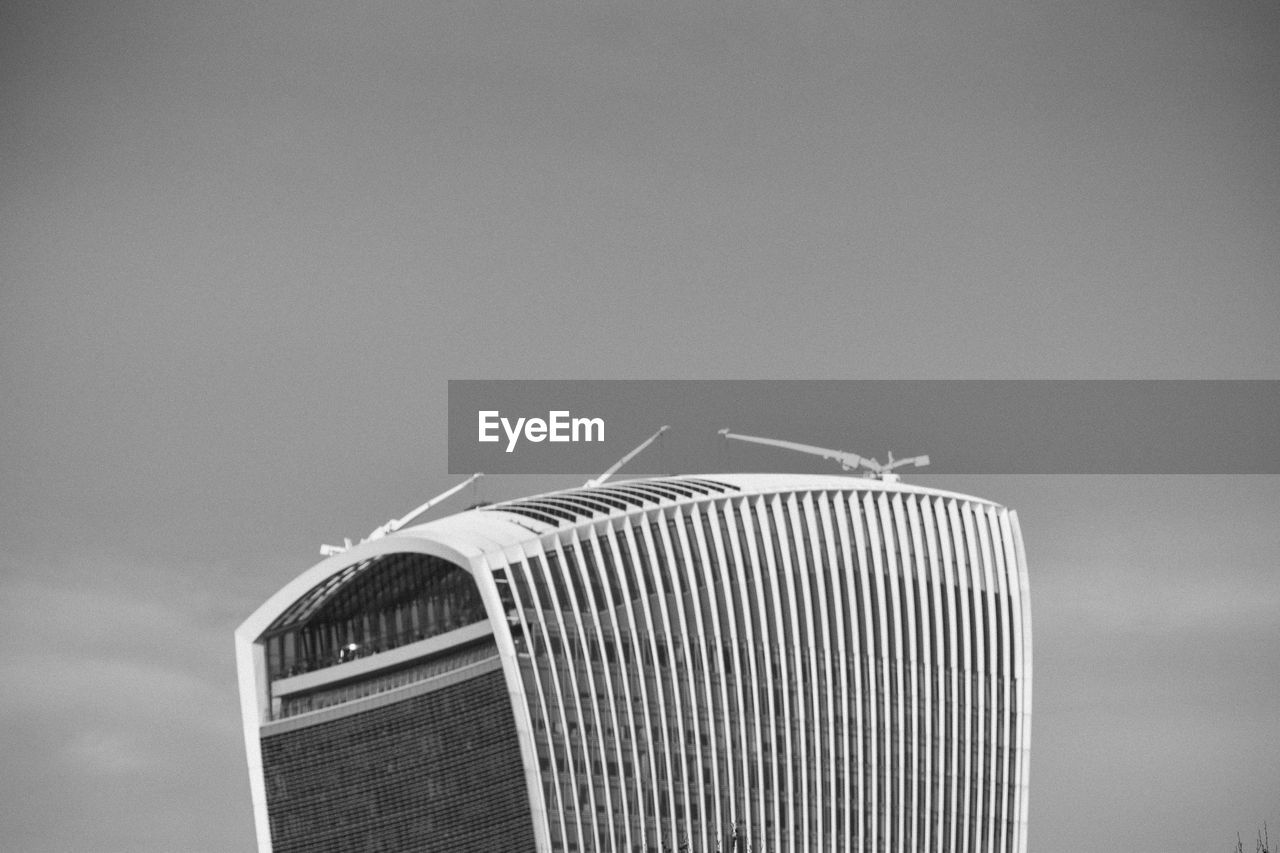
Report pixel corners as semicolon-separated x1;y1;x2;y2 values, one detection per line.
448;380;1280;475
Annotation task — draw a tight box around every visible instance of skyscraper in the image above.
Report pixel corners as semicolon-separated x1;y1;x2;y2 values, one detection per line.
236;473;1032;852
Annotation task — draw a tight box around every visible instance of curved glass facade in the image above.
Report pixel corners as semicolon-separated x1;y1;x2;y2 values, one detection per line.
263;553;488;679
490;486;1030;853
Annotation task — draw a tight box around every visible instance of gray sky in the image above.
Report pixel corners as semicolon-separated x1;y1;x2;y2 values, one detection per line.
2;2;1277;851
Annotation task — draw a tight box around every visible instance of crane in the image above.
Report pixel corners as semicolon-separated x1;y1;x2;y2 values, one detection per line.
718;429;929;482
320;472;484;556
584;425;669;488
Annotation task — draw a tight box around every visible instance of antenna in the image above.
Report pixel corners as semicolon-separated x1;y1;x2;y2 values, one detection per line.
718;429;929;482
585;425;669;488
320;472;484;556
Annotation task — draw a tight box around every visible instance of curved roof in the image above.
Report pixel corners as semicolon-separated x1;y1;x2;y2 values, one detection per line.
402;472;1003;542
481;475;741;526
240;473;1004;644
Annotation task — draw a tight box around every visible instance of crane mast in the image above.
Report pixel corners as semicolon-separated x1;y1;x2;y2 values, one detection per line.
585;425;669;488
321;472;484;556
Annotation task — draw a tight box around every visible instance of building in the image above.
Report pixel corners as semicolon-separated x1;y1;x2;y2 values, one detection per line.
236;473;1032;852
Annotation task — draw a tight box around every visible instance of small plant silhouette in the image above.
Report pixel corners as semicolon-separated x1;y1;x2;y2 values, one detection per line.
1235;823;1270;853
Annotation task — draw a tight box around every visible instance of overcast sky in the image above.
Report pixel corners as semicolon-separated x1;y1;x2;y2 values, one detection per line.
1;2;1277;852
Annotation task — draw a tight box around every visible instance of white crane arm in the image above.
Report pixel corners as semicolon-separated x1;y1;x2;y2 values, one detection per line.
718;429;882;473
366;472;485;541
585;425;669;488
